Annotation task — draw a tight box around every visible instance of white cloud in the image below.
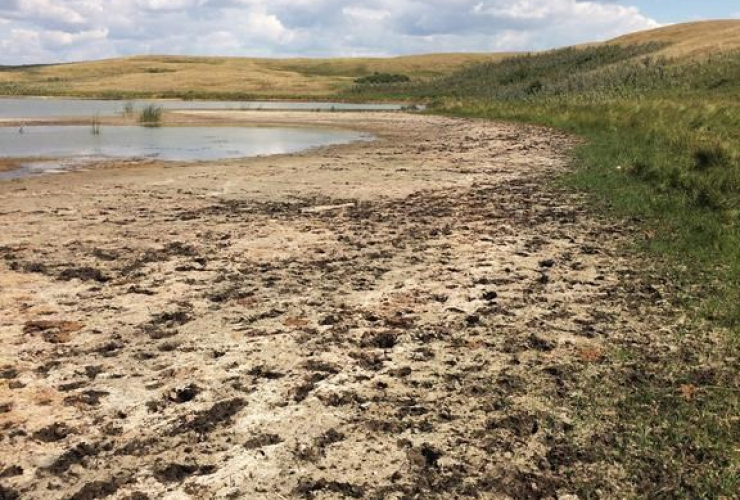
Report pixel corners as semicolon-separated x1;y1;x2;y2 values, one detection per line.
136;0;201;11
40;28;109;47
240;9;294;43
0;0;660;64
342;7;391;23
17;0;87;25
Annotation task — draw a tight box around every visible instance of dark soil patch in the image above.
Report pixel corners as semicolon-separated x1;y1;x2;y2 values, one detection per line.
247;366;285;380
66;477;125;500
244;433;283;451
0;485;20;500
0;465;23;478
168;384;201;404
315;429;345;449
360;331;399;349
58;266;110;283
153;463;217;483
45;442;98;475
64;390;110;407
294;373;329;402
170;398;247;436
33;422;74;443
295;478;365;498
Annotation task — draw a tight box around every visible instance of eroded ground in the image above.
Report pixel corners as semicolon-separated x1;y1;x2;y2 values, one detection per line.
0;112;669;499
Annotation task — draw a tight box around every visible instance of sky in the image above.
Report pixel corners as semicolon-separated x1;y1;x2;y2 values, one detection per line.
0;1;738;65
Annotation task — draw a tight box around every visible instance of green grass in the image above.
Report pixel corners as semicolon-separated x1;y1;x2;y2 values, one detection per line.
439;96;740;318
355;43;740;498
441;99;740;499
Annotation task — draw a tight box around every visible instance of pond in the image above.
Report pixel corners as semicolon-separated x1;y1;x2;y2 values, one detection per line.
0;125;372;180
0;97;407;119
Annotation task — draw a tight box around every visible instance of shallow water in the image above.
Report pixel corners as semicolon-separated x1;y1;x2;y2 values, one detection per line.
0;125;372;180
0;97;406;119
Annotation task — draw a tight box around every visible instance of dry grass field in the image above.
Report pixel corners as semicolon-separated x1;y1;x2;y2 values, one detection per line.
1;21;739;99
0;53;512;99
610;20;740;57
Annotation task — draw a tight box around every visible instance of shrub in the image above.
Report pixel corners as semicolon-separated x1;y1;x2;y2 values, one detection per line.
354;72;411;85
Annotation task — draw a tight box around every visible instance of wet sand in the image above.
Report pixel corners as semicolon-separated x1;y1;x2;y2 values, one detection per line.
0;111;667;499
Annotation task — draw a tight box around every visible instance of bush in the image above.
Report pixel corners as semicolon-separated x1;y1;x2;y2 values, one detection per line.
354;72;411;85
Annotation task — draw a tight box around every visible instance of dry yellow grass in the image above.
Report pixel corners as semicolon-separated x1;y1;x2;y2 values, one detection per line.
1;20;738;98
608;20;740;57
0;53;510;98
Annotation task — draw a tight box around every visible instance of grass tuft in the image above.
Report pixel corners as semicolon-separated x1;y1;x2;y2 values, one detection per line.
138;104;163;127
90;114;101;135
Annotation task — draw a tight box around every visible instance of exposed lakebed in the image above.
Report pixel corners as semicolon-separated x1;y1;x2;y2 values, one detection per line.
0;113;663;499
0;125;372;180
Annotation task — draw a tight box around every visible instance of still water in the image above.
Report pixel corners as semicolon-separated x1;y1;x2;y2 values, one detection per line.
0;125;372;180
0;97;405;119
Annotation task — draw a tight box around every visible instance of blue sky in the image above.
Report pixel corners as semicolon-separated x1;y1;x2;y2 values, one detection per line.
0;1;737;65
618;1;738;23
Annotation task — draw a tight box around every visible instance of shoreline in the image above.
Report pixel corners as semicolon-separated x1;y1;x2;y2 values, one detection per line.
0;111;384;180
0;94;412;105
0;111;668;499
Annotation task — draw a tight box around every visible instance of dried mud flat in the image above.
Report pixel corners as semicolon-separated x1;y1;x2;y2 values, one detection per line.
0;112;671;499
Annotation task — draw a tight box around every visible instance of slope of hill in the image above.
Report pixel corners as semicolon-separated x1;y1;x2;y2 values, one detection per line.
609;19;740;57
1;20;739;99
0;53;510;99
349;20;740;103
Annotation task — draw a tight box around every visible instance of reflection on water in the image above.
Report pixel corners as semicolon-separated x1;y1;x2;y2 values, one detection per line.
0;98;409;119
0;125;372;180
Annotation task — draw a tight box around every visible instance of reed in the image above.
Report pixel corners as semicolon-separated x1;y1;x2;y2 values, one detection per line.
122;101;135;117
138;104;163;127
90;114;101;135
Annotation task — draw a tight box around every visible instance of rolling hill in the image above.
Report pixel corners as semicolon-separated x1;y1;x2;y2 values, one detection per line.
0;53;512;99
609;19;740;57
0;20;738;99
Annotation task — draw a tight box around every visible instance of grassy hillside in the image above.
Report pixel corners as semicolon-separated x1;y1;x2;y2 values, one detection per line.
353;20;740;498
611;20;740;57
0;53;510;100
349;21;740;102
2;20;737;100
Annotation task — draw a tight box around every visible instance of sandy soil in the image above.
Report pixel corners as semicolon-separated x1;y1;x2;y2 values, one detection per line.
0;112;668;499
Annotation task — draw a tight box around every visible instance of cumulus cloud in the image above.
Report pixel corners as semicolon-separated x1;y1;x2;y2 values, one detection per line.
0;0;660;64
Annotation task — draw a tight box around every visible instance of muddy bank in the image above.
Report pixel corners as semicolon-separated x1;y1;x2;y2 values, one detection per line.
0;159;29;173
0;112;670;499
